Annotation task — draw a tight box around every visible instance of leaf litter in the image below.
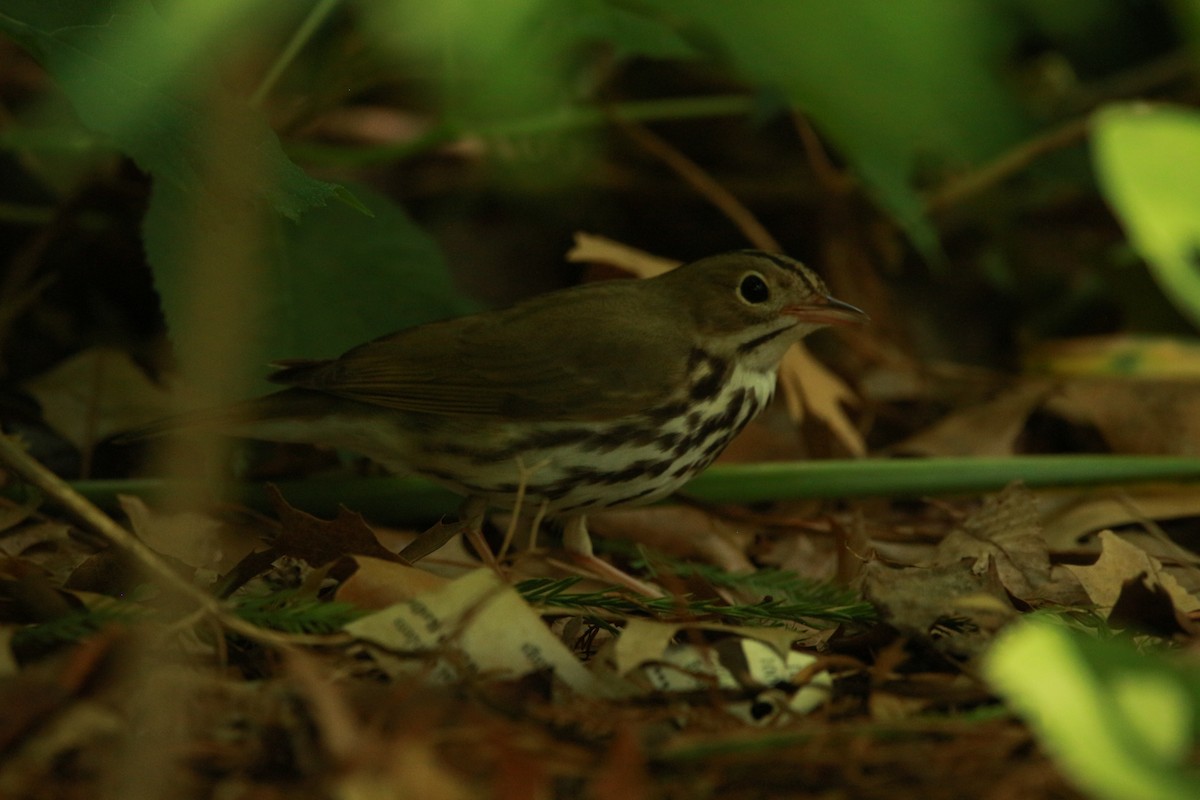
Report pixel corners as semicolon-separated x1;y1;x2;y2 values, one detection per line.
9;446;1199;798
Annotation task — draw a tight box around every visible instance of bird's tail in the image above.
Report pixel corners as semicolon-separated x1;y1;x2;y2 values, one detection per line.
112;388;347;444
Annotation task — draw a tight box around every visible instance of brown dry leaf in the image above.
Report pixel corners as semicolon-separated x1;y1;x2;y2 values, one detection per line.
22;346;173;450
926;486;1051;602
896;380;1054;456
1038;485;1200;553
283;650;480;800
0;520;72;558
1066;530;1200;619
588;506;755;572
0;497;39;536
1025;334;1200;378
119;494;256;572
335;556;449;609
267;485;403;567
1046;378;1200;454
569;232;866;455
860;558;1017;657
0;555;78;621
566;231;678;278
777;345;866;456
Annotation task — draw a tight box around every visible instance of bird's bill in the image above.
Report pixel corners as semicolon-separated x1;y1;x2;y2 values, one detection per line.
785;296;869;325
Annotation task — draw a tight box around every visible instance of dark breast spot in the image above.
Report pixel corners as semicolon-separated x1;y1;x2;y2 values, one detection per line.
686;351;729;402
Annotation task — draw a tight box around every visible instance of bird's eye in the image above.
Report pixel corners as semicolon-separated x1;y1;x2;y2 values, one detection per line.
738;272;770;304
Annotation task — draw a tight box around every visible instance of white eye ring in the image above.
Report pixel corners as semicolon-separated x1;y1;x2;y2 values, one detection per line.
737;271;770;304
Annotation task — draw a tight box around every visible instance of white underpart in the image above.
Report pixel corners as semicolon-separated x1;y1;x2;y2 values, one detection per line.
412;362;780;514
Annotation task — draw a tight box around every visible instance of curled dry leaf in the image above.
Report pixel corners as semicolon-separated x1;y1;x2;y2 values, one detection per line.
335;556;449;609
118;494;255;572
1038;485;1200;554
566;232;678;278
1066;530;1200;622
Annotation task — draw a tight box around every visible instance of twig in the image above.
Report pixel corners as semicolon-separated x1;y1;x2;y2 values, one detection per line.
0;432;302;646
613;114;780;251
922;117;1090;213
922;50;1194;213
249;0;342;109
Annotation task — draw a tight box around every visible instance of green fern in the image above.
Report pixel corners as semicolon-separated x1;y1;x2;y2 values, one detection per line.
631;552;871;611
233;590;367;634
13;601;148;648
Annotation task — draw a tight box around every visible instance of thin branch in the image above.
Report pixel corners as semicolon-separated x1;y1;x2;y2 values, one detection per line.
250;0;342;109
0;432;303;646
922;117;1090;213
610;114;780;251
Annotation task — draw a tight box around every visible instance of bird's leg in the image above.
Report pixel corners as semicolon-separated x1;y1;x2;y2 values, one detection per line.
399;496;487;563
562;515;594;556
559;514;661;597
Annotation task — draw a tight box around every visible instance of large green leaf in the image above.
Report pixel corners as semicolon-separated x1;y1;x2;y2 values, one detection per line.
1092;104;1200;329
643;1;1031;253
988;619;1200;800
143;181;476;384
0;0;351;219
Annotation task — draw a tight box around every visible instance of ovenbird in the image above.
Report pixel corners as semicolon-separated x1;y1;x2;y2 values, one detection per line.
156;251;865;559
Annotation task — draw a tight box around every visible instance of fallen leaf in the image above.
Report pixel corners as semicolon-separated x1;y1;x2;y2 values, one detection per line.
335;556;449;609
119;494;255;572
926;485;1051;602
777;345;866;456
566;232;677;278
1047;379;1200;455
1066;530;1200;624
896;381;1054;457
1025;334;1200;378
860;557;1017;657
1038;485;1200;552
587;506;755;572
23;346;173;451
268;485;404;567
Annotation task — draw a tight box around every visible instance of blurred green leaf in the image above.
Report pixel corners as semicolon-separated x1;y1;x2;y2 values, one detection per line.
0;0;351;219
987;618;1200;800
359;0;695;121
562;0;698;61
144;181;476;379
643;1;1032;254
1092;104;1200;330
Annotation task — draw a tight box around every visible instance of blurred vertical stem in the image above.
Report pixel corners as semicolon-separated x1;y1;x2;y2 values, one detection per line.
249;0;342;109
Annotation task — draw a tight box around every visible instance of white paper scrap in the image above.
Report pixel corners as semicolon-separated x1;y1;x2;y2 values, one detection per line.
345;568;606;695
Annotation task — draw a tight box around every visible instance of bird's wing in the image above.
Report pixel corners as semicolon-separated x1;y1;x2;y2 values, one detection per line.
270;287;691;421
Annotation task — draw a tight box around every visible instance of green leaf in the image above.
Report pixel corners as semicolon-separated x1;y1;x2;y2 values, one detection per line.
640;1;1032;256
1092;104;1200;329
0;0;348;220
144;181;477;379
563;0;698;61
987;619;1200;800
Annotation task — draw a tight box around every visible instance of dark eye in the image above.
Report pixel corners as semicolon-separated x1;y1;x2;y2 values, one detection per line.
738;273;770;304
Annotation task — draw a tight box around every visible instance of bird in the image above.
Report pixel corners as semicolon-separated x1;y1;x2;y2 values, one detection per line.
140;250;866;567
